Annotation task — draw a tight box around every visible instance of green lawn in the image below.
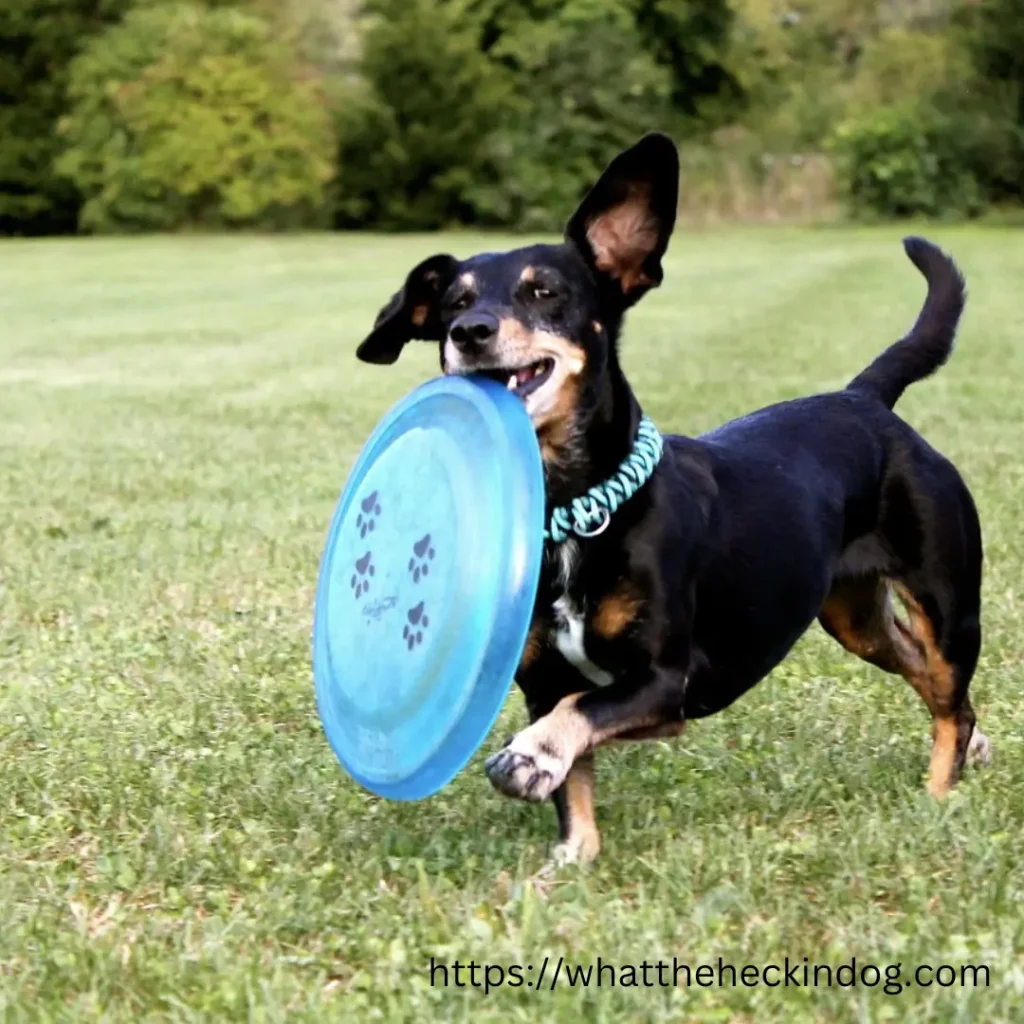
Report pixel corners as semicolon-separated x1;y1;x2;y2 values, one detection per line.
2;228;1023;1022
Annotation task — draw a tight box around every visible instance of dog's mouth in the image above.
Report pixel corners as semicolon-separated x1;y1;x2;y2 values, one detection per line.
475;358;555;401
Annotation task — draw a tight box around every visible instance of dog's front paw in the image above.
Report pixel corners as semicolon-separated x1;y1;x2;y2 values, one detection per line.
485;735;568;802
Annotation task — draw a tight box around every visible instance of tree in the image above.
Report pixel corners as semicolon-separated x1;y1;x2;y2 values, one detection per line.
57;3;335;232
0;0;131;234
469;0;737;120
485;0;677;228
957;0;1024;201
631;0;739;119
963;0;1024;124
333;0;516;229
334;0;695;229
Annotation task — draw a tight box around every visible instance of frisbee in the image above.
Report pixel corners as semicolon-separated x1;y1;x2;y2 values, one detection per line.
313;375;545;800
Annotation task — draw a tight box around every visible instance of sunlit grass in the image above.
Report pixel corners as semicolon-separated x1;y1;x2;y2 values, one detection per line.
2;227;1023;1021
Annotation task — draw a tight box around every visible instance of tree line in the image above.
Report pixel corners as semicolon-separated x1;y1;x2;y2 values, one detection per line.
1;0;1022;235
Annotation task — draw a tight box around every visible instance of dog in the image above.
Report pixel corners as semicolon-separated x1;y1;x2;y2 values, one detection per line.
355;132;990;864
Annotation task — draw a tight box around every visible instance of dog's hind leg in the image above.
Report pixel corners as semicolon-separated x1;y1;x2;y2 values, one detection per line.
820;572;988;797
888;579;988;796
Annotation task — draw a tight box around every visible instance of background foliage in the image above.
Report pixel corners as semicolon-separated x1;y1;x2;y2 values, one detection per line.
56;4;334;233
2;0;1023;234
0;0;130;234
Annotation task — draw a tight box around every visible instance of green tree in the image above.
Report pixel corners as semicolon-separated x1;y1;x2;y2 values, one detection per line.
470;0;736;119
958;0;1024;200
484;0;676;228
57;3;335;232
0;0;131;234
334;0;696;229
631;0;739;118
333;0;516;229
964;0;1024;121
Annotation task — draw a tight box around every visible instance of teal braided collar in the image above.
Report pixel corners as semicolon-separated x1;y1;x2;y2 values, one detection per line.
544;417;664;543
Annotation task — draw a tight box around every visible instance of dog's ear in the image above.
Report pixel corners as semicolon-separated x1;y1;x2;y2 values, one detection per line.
565;132;679;307
356;254;459;365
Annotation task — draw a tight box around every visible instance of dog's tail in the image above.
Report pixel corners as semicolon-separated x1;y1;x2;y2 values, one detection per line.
846;237;966;410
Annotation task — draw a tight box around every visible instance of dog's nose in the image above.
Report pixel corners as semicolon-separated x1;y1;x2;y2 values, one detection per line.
449;312;498;351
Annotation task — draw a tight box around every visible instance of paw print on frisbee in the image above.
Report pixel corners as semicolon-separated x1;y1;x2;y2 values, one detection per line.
407;533;436;582
402;601;430;650
356;490;381;538
350;551;375;598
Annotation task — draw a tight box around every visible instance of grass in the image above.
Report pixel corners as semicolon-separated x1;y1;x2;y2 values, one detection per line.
2;227;1024;1023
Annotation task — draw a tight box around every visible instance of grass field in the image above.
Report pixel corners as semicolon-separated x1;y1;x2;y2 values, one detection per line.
2;228;1024;1022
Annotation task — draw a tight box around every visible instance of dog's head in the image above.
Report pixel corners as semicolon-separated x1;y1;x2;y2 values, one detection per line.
356;133;678;470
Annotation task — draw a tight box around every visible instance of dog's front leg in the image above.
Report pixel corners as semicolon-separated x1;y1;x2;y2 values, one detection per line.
485;666;688;805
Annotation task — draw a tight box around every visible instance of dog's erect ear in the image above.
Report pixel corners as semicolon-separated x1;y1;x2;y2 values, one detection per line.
565;133;679;307
356;254;459;365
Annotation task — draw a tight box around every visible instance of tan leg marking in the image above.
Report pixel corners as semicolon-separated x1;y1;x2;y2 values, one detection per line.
820;577;976;798
614;720;687;742
889;583;957;716
553;755;600;865
928;717;960;798
819;577;916;674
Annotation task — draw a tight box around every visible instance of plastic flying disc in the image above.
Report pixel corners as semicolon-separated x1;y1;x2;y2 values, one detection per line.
313;375;545;800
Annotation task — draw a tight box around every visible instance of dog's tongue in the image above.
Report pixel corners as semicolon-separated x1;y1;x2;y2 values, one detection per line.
507;365;537;391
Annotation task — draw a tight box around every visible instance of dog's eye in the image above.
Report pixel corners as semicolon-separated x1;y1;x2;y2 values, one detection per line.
449;293;472;312
528;283;556;301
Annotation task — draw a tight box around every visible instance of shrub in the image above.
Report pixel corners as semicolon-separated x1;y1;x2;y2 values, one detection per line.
829;101;982;219
57;3;335;232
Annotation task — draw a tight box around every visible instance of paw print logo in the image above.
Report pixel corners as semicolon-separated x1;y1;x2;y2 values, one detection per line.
356;491;381;539
350;551;375;598
402;601;430;650
408;533;436;582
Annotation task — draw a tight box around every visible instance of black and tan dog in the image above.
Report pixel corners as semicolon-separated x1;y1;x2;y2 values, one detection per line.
356;133;990;863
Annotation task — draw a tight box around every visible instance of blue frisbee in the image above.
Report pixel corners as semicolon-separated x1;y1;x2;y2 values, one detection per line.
313;375;545;800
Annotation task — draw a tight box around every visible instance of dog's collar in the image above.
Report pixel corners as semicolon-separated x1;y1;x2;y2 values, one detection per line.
544;416;664;543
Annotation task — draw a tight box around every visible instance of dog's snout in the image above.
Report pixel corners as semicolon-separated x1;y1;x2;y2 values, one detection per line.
449;312;498;351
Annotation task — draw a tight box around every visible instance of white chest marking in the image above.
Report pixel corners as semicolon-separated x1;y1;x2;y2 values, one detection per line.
552;594;614;687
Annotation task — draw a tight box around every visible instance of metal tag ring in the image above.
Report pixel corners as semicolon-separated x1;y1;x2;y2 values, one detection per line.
575;507;611;538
